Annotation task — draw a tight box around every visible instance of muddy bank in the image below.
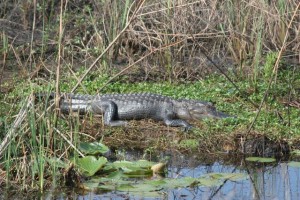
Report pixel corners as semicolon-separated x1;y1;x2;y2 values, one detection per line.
80;118;290;157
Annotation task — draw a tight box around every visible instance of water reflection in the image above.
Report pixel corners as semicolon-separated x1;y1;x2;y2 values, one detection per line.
166;158;300;200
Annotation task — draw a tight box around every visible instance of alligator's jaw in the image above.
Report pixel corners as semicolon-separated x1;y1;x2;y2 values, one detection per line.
201;110;232;119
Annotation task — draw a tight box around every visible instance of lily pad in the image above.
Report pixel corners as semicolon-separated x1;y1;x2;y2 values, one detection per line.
117;183;162;192
145;179;167;186
207;173;248;181
123;169;153;178
108;160;155;177
135;160;157;168
83;174;132;191
198;177;222;187
118;184;163;198
79;181;100;191
79;142;109;155
163;177;198;189
129;191;163;198
197;173;248;187
77;156;107;176
288;161;300;168
106;170;125;179
102;160;162;178
245;157;276;163
98;184;119;191
112;160;154;169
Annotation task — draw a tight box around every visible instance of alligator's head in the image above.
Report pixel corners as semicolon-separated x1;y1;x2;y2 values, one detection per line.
173;99;231;120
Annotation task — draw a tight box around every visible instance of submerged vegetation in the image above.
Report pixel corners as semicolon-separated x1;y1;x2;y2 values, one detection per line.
0;0;299;194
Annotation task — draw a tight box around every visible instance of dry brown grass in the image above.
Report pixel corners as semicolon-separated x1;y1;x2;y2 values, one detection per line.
1;0;299;83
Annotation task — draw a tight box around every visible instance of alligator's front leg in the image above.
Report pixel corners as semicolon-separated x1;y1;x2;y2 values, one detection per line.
91;100;127;126
163;117;192;131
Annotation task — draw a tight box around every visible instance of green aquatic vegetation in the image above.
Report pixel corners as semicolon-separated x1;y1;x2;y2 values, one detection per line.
288;162;300;168
104;160;156;178
76;156;107;176
204;173;249;182
78;142;110;155
245;157;276;163
117;184;163;198
74;142;248;192
110;159;155;169
81;170;248;194
74;145;160;178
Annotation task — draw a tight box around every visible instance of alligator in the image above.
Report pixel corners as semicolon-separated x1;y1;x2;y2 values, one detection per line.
40;93;231;130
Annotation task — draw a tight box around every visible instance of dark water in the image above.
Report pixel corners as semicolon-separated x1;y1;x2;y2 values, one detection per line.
42;151;300;200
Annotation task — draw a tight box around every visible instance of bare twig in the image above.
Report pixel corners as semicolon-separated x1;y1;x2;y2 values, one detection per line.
53;127;85;157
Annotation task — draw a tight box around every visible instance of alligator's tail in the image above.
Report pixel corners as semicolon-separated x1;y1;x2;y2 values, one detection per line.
34;92;92;114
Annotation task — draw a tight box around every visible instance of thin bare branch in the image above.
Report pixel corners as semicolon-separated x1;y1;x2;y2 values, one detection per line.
0;94;33;159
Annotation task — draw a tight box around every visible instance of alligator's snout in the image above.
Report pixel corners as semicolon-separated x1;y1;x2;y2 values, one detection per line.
206;110;232;119
189;108;231;120
176;100;233;120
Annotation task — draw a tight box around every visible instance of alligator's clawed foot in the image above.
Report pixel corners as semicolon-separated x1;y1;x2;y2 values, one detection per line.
182;125;194;132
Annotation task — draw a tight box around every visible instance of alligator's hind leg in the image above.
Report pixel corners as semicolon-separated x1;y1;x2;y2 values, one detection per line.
91;100;127;126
